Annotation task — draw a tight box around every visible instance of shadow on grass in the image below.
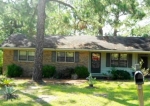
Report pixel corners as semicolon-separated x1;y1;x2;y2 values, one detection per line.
0;90;51;106
19;91;52;106
15;79;150;106
43;80;147;106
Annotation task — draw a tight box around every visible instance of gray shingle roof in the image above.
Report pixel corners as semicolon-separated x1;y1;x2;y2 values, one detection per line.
1;34;150;51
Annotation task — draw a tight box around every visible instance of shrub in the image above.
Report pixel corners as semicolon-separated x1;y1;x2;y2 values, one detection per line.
42;65;56;78
53;68;74;79
0;75;15;87
0;67;2;75
7;64;23;77
74;66;89;78
0;50;3;67
111;69;131;80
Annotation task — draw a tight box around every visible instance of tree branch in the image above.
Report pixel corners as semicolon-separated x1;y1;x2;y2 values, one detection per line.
47;0;86;21
47;0;75;10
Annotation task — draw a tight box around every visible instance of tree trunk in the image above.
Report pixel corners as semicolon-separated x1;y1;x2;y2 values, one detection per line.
98;17;103;36
32;0;46;83
114;29;117;36
113;13;119;36
98;27;103;36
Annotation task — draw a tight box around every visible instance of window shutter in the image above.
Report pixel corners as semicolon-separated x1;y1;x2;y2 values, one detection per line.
13;50;18;61
75;52;79;62
106;53;110;67
51;51;56;62
128;54;132;68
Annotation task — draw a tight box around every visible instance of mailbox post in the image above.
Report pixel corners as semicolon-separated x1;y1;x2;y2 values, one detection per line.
134;64;144;106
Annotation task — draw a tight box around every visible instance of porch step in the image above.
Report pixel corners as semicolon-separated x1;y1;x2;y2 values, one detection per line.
91;73;106;79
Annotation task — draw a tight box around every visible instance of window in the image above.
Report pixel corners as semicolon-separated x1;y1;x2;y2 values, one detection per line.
19;51;27;61
66;52;74;62
57;52;65;62
57;52;74;62
111;53;127;67
19;51;35;61
28;51;35;61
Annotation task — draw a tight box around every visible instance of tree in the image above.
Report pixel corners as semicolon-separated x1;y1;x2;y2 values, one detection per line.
32;0;46;82
105;0;145;36
32;0;76;82
129;0;150;36
0;0;37;37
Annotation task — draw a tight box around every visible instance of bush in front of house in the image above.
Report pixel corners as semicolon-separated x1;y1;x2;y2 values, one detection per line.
111;69;131;80
53;68;75;79
0;50;3;67
7;64;23;77
0;67;2;75
74;66;89;78
0;50;3;75
42;65;56;78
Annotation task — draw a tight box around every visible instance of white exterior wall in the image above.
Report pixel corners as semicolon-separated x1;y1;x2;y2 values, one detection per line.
101;52;133;75
92;52;141;76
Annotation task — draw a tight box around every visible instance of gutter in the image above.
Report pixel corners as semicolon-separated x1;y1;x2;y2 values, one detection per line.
1;47;150;53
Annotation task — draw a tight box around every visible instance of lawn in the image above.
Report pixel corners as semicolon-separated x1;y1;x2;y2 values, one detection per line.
0;78;150;106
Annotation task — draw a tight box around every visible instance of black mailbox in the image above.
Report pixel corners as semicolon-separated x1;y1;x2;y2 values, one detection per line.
134;71;144;85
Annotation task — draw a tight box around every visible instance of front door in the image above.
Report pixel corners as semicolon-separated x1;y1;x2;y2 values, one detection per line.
139;56;148;69
91;52;101;73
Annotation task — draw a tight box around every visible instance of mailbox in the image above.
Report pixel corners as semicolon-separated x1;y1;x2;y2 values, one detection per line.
134;71;144;85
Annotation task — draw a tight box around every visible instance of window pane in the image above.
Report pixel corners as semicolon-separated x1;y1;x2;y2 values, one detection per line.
20;51;26;55
120;54;127;60
28;51;35;61
28;56;34;61
57;52;65;62
111;53;119;67
57;52;65;57
19;51;27;61
111;60;119;67
66;52;74;57
111;54;118;60
119;60;127;67
66;52;74;62
119;54;127;67
28;51;35;56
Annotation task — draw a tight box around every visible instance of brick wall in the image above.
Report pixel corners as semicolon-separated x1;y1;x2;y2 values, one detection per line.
3;49;89;77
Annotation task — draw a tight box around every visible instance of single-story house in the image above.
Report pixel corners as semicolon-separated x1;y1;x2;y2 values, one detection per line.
1;34;150;77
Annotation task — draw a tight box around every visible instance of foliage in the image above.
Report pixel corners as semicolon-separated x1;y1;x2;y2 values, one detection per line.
7;64;23;77
42;65;56;78
0;75;14;87
132;59;149;76
74;66;89;78
0;50;3;67
102;70;112;79
3;85;18;100
0;0;148;37
0;50;3;75
2;79;150;105
110;68;131;80
87;73;96;86
54;68;75;79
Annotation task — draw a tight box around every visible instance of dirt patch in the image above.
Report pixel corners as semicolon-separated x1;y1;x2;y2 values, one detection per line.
44;79;87;85
36;95;57;103
14;78;87;85
93;93;108;98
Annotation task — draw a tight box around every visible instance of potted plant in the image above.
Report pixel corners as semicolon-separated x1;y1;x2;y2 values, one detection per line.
87;73;96;87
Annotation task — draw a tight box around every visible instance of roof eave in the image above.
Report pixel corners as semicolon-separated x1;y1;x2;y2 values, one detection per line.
1;47;150;53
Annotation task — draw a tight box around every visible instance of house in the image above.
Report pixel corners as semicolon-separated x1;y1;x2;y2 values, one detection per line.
1;34;150;77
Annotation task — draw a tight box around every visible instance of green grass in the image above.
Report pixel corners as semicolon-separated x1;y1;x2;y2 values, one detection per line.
0;79;150;106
